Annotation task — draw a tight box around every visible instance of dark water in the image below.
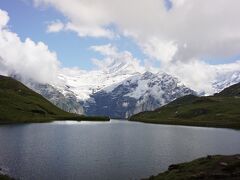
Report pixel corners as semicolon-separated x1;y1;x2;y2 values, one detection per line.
0;120;239;180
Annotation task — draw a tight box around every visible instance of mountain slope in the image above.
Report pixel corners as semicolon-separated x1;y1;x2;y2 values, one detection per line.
25;59;240;118
54;61;142;101
213;71;240;93
0;75;109;123
29;82;84;114
130;83;240;129
85;72;196;118
215;82;240;97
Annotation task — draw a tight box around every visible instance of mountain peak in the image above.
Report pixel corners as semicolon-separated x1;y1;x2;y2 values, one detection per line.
102;58;144;76
85;72;195;118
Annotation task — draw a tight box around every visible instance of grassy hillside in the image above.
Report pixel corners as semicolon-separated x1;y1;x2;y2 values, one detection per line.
0;75;109;123
130;83;240;129
0;173;14;180
215;83;240;97
145;154;240;180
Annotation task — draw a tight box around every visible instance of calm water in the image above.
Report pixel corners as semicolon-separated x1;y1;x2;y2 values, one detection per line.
0;120;239;180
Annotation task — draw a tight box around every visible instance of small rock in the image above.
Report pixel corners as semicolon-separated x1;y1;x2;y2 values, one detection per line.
168;164;179;171
220;162;228;166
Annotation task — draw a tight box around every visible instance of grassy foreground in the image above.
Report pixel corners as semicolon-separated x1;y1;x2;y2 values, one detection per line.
0;75;109;123
0;174;14;180
145;154;240;180
130;83;240;129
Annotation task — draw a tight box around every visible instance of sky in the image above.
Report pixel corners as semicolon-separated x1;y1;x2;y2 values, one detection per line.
0;0;147;69
0;0;240;93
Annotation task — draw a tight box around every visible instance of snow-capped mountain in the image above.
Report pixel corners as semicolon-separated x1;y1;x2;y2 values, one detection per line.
8;74;84;114
27;58;144;116
213;71;240;93
54;59;143;101
84;72;196;118
28;83;84;114
28;65;196;118
8;57;148;117
7;57;240;119
26;68;240;118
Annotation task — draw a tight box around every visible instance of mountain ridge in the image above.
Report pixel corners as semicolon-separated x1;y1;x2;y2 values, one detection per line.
84;72;196;118
130;82;240;129
0;75;109;123
6;60;240;119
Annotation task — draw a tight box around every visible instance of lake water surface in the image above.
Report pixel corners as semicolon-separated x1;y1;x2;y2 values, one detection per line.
0;120;239;180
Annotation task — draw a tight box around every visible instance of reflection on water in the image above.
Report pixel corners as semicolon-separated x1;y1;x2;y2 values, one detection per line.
0;120;239;180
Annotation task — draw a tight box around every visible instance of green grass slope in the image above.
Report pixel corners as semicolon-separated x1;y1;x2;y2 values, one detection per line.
130;83;240;129
0;75;109;123
215;83;240;97
145;154;240;180
0;173;14;180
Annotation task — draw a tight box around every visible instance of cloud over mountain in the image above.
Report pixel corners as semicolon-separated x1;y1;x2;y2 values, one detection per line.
32;0;240;93
34;0;240;63
0;9;60;84
2;1;240;95
91;44;145;74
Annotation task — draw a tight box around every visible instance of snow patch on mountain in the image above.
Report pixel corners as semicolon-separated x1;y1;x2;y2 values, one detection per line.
53;58;144;101
5;55;240;118
26;82;84;114
85;72;196;118
213;71;240;93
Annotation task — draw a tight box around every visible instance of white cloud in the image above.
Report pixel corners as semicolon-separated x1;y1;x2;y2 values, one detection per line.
91;44;144;74
91;44;118;57
47;20;114;38
164;60;216;94
163;59;240;94
0;2;238;97
0;9;9;28
32;0;240;94
90;44;240;95
65;22;114;38
0;9;60;84
47;20;64;33
34;0;114;38
141;38;178;64
33;0;240;62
